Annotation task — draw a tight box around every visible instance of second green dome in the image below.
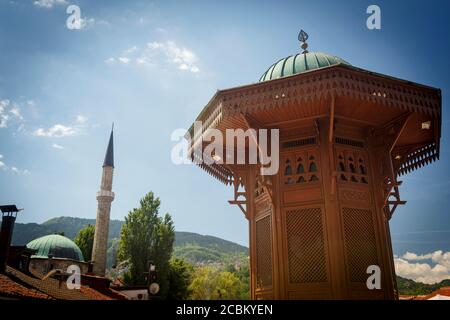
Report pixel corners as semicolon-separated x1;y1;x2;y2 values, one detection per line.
259;51;350;82
26;234;85;261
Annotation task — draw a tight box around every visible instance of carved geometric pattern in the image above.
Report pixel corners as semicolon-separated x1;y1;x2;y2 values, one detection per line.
188;67;441;185
336;147;369;185
221;68;440;118
340;189;370;202
342;207;379;283
282;137;316;149
256;215;272;288
286;208;328;283
283;149;320;186
335;137;365;148
254;174;265;197
397;142;439;176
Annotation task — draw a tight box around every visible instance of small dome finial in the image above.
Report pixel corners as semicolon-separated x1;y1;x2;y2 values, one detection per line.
298;29;309;54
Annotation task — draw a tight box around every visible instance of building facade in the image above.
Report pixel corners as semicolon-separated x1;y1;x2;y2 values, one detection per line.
187;36;442;299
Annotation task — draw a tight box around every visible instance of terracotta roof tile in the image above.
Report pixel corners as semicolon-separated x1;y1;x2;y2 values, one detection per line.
418;286;450;300
0;273;52;300
5;266;113;300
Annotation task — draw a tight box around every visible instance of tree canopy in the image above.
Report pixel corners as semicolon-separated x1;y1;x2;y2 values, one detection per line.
118;192;175;298
74;224;95;262
167;258;194;300
188;266;243;300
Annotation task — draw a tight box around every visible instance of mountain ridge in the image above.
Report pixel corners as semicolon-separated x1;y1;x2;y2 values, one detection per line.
10;216;248;260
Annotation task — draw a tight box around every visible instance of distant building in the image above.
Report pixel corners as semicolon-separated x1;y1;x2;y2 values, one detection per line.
0;222;126;300
413;287;450;300
25;234;90;276
111;286;149;300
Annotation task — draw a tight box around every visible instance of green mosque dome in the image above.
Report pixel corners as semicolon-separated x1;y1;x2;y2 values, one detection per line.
26;234;85;262
259;51;351;82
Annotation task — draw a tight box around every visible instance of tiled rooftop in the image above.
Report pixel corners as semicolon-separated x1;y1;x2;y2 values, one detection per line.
0;266;117;300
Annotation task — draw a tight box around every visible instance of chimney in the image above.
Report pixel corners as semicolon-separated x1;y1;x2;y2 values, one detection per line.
0;205;22;273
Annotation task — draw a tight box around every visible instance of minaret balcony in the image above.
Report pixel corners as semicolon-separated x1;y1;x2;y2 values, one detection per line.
96;190;115;200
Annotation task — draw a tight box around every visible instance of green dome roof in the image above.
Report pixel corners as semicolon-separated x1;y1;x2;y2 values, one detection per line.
26;234;84;262
259;51;350;82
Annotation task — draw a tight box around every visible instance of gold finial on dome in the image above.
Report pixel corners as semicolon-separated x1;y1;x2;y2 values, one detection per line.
298;29;309;54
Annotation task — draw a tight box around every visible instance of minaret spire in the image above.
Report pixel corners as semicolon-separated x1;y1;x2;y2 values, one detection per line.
103;124;114;168
92;126;115;275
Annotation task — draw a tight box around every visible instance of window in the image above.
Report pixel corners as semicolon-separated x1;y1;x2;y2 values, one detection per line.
309;162;317;172
297;176;306;183
335;147;369;185
349;163;356;173
283;150;320;186
285;160;292;176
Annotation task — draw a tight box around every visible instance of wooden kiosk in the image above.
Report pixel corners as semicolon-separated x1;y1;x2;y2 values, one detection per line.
187;33;441;299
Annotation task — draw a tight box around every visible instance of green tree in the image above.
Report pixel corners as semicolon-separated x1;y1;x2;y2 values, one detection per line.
225;260;250;300
74;224;95;262
167;258;194;300
118;192;175;298
189;266;242;300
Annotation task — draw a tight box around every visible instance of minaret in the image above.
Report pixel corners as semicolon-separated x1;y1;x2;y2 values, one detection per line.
91;126;115;275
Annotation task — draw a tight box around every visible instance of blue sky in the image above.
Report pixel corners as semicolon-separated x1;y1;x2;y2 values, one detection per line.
0;0;449;273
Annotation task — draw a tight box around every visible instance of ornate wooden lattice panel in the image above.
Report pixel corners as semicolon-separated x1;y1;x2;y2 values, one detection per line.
335;146;369;185
342;207;379;283
286;207;328;284
282;148;320;186
256;215;272;288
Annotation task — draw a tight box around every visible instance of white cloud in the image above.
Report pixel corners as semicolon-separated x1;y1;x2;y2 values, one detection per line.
33;115;88;138
80;17;96;29
0;154;29;175
1;99;25;128
78;17;109;30
11;166;29;175
33;124;76;137
136;57;149;65
402;252;433;261
395;250;450;284
107;40;200;73
75;115;88;124
146;41;200;73
118;57;130;64
33;0;67;8
10;104;23;120
52;143;64;150
123;46;138;55
0;100;10;128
